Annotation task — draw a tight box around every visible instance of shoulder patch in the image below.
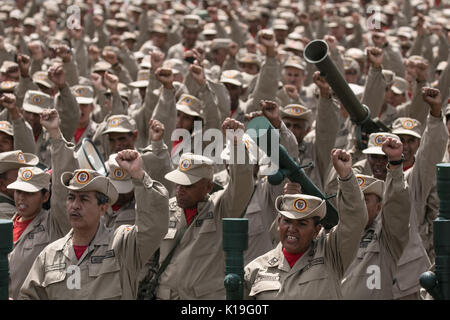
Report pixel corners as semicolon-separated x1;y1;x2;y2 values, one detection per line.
267;257;279;266
45;263;66;273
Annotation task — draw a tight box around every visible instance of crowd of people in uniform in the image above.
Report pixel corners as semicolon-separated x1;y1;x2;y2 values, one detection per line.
0;0;449;300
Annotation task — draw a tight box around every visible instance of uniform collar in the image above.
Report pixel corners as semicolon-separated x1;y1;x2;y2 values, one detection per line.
12;209;48;245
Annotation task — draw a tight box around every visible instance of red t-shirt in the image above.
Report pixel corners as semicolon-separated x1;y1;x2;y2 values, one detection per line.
74;127;87;144
172;138;183;155
282;248;305;268
13;216;34;243
184;208;198;226
73;245;88;260
112;204;122;212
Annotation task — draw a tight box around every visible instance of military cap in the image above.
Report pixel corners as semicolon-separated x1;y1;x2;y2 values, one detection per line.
220;70;243;87
445;104;450;117
362;132;401;155
61;169;118;204
173;3;187;14
23;17;36;27
273;19;289;31
0;61;19;74
283;55;306;71
344;57;360;73
117;83;131;101
280;104;312;124
162;59;185;75
241;72;255;88
92;60;113;73
117;21;129;30
392;117;422;139
202;24;217;36
139;55;152;69
285;40;305;54
0;150;39;174
0;121;13;137
211;38;231;51
349;83;364;100
106;153;133;194
9;9;21;20
32;71;53;88
23;90;54;114
176;94;204;119
165;153;214;185
382;69;395;86
105;19;118;28
279;11;296;24
130;69;150;88
0;81;18;93
129;5;142;13
121;32;136;42
346;48;365;61
237;52;261;67
183;15;201;29
397;26;413;40
275;194;326;220
356;174;384;199
71;85;94;104
391;76;408;95
149;22;168;34
7;167;50;192
102;115;137;135
246;11;260;22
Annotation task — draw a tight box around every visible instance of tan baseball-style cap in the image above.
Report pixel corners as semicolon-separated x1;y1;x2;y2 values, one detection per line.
283;55;306;71
355;174;384;199
436;61;448;72
32;71;54;88
211;38;230;51
0;121;13;136
346;48;365;61
162;59;185;75
391;76;408;95
61;169;118;204
275;194;326;220
280;104;313;124
220;70;243;87
0;81;18;93
362;132;401;155
117;83;131;101
7;167;50;192
92;60;113;73
0;61;19;74
273;19;289;31
183;14;201;29
71;85;94;104
344;57;360;73
0;150;39;174
445;104;450;117
129;69;150;88
392;117;422;139
165;153;214;186
22;90;54;114
149;21;168;34
102;115;137;135
176;94;204;119
237;52;261;68
382;69;395;86
106;153;134;194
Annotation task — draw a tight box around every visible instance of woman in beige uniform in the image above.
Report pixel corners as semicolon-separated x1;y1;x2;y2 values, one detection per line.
244;148;368;299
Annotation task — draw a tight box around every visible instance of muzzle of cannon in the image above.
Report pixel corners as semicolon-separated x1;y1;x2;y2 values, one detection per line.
0;220;13;300
223;218;248;300
304;40;390;150
420;163;450;300
246;116;339;229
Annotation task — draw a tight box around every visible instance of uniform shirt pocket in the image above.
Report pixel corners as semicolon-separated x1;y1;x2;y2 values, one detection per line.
192;219;218;257
249;280;281;297
88;257;122;299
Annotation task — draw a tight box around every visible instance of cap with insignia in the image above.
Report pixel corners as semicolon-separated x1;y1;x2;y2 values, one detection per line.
129;69;150;88
23;90;54;114
32;71;54;89
275;194;326;220
0;61;19;74
237;52;261;67
362;132;401;155
106;153;134;194
176;94;204;119
0;150;39;174
391;117;422;139
283;55;306;71
183;14;201;30
280;104;312;124
165;153;214;185
220;70;243;87
102;115;137;135
61;169;118;204
92;60;113;73
0;81;18;93
7;167;50;192
390;76;408;95
210;38;231;51
355;174;384;200
71;85;94;105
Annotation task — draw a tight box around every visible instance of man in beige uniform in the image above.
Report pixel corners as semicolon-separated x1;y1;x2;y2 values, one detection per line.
19;148;169;300
244;148;368;299
156;118;254;299
0;150;39;220
341;137;411;299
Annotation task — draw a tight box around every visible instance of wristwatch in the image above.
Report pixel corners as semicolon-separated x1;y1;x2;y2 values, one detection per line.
388;154;405;166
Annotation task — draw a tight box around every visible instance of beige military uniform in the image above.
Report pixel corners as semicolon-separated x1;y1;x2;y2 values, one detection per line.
244;172;368;299
341;168;411;299
8;136;77;299
156;151;254;300
18;172;169;300
393;114;449;299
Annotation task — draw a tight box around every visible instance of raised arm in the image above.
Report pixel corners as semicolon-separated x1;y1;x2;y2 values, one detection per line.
362;47;386;118
326;149;368;279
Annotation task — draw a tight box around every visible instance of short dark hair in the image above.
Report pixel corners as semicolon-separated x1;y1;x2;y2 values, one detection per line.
95;192;109;205
312;216;321;226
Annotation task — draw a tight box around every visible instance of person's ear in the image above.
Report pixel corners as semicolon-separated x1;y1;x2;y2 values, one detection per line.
42;190;50;204
133;130;138;140
314;224;322;237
